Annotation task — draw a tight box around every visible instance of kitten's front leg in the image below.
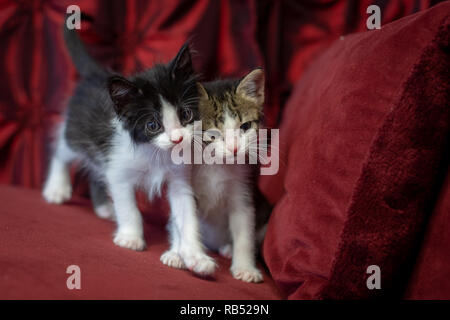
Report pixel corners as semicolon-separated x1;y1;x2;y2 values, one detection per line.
229;184;263;283
160;219;186;270
166;174;216;276
108;179;145;251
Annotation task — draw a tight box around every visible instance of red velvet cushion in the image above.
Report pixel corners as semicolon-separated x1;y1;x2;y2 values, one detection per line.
257;0;438;127
405;170;450;299
260;3;450;299
0;185;282;299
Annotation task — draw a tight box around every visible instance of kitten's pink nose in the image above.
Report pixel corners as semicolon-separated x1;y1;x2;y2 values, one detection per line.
227;144;239;154
171;136;183;144
227;137;239;154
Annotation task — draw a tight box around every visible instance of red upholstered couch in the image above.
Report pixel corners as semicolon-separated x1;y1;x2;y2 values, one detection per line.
1;1;449;299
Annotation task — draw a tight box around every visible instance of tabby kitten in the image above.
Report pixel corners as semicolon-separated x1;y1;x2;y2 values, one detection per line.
43;22;216;276
192;69;266;282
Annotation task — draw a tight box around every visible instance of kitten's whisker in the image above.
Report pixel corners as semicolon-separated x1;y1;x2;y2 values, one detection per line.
180;83;197;101
182;96;200;104
181;85;193;100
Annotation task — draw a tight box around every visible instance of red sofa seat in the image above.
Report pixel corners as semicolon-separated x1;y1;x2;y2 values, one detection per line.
0;184;282;299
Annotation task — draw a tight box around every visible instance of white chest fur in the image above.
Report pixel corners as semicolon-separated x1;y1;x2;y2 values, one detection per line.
192;163;253;249
106;124;175;198
193;164;249;214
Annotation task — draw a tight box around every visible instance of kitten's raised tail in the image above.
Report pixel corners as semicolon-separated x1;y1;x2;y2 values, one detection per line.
63;14;106;78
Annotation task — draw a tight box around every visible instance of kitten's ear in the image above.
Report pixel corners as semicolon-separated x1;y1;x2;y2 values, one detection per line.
236;68;265;106
108;76;139;112
170;43;194;79
197;83;208;99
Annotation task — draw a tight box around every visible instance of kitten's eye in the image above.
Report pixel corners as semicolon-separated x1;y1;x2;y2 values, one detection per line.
181;108;193;123
240;121;252;132
146;120;161;133
204;129;221;142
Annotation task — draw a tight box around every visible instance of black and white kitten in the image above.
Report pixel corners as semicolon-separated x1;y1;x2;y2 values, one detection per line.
43;22;216;276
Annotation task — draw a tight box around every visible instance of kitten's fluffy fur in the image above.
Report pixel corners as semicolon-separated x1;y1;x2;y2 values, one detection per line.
43;22;216;276
191;70;266;282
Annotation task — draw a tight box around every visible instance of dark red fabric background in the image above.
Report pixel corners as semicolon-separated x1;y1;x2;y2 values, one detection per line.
0;0;441;189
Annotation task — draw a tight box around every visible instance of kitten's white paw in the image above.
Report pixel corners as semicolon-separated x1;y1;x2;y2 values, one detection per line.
95;203;115;220
181;251;217;276
42;180;72;204
219;244;233;259
113;232;146;251
160;250;186;269
231;266;263;283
